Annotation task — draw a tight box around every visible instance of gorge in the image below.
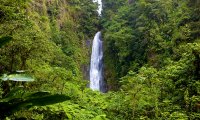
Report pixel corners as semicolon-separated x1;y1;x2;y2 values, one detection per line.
0;0;200;119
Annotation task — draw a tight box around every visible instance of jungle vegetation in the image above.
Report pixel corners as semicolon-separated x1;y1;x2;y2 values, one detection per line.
0;0;200;119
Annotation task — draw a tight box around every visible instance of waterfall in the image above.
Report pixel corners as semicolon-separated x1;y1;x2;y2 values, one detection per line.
93;0;102;15
90;32;105;92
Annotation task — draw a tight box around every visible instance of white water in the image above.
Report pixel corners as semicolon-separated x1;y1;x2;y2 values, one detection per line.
93;0;102;15
90;32;104;91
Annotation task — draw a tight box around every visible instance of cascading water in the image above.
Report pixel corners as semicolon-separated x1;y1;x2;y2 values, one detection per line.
93;0;102;15
90;32;105;92
89;0;105;92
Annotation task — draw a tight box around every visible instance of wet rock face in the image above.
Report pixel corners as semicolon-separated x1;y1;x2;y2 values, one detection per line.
81;64;90;80
81;40;91;81
128;0;135;4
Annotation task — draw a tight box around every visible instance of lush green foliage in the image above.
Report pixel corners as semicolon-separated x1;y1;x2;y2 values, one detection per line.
102;0;200;119
0;0;200;120
0;0;104;119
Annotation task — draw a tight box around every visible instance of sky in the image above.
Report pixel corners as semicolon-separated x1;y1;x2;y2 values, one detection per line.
93;0;102;15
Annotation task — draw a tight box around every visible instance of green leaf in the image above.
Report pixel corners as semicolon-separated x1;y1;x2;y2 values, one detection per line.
93;114;108;120
1;74;34;82
0;92;70;119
